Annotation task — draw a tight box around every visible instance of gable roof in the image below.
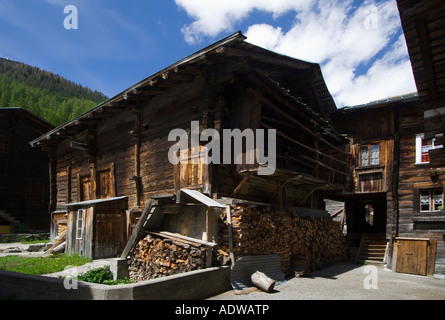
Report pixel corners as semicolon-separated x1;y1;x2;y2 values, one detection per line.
31;31;336;148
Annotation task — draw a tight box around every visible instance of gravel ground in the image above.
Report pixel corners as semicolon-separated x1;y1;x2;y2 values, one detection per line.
210;261;445;300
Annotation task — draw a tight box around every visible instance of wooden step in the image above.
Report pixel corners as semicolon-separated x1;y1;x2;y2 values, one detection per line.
356;234;388;262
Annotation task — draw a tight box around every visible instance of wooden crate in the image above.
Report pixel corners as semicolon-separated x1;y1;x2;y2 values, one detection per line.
392;237;437;276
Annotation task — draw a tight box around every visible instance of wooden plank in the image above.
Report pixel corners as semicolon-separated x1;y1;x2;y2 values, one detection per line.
226;205;235;268
250;87;348;156
261;122;348;167
120;198;154;259
231;172;254;196
157;231;217;247
427;239;437;276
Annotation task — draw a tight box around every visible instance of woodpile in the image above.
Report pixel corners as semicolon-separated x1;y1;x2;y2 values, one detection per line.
128;233;207;282
218;205;346;275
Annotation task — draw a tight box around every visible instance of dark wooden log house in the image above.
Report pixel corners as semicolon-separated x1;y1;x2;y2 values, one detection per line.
397;0;445;168
31;32;350;260
395;0;445;276
0;107;54;231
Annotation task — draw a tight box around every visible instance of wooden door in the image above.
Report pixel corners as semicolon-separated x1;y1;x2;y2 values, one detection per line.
67;208;93;259
395;239;428;276
98;169;112;199
80;176;92;201
94;213;124;258
97;164;116;199
177;146;208;191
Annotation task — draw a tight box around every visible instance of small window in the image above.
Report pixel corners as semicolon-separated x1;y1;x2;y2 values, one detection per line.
420;189;444;212
359;144;380;166
76;209;85;240
416;134;443;164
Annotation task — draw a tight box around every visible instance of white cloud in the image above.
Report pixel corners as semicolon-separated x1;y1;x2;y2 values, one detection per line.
175;0;312;44
175;0;418;107
333;34;417;106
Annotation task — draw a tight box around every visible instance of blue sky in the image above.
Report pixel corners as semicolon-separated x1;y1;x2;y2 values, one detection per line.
0;0;417;107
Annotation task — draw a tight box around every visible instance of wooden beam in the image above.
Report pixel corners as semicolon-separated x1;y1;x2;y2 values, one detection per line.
248;73;343;142
70;141;91;152
120;199;154;259
247;87;348;156
262;123;348;176
231;172;254;196
220;46;313;70
225;205;235;268
415;18;438;100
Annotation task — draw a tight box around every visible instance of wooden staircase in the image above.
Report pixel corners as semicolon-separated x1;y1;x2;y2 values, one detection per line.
356;234;388;263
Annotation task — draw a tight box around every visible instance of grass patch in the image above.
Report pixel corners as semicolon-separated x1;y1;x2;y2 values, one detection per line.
19;239;50;245
0;254;91;275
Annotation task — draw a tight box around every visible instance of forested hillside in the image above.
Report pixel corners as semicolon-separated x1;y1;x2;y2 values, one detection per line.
0;58;108;126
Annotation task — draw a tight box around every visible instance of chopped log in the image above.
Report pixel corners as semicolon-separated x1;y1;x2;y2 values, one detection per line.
251;271;275;293
46;230;66;254
128;233;208;282
52;241;66;254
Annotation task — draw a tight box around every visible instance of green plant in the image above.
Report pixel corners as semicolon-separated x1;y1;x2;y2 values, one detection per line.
76;266;132;285
429;168;444;175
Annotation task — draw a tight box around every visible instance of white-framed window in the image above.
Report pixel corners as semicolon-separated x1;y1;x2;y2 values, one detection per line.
416;134;443;164
76;209;85;240
420;188;444;212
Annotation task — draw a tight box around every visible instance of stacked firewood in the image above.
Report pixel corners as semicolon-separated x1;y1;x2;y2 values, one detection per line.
218;205;346;275
128;233;207;282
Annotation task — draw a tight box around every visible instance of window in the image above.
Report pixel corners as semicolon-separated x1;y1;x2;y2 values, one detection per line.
76;209;85;240
416;134;443;164
359;144;380;166
420;189;444;212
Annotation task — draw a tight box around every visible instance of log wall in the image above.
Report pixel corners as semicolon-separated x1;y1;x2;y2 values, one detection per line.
397;102;445;273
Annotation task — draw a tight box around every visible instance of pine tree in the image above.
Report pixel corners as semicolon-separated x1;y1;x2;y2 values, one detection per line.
0;58;108;126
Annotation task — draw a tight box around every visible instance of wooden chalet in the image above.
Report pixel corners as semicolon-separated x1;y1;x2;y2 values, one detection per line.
396;0;445;275
332;92;444;276
324;0;445;278
31;32;349;262
0;107;54;231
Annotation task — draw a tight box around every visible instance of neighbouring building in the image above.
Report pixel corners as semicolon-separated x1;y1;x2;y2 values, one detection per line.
331;92;444;276
0;107;54;232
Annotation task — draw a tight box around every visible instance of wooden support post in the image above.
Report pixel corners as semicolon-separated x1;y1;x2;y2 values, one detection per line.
67;166;72;203
132;109;142;207
90;162;97;200
231;172;253;196
120;199;154;259
277;180;283;211
226;205;235;268
48;150;57;213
